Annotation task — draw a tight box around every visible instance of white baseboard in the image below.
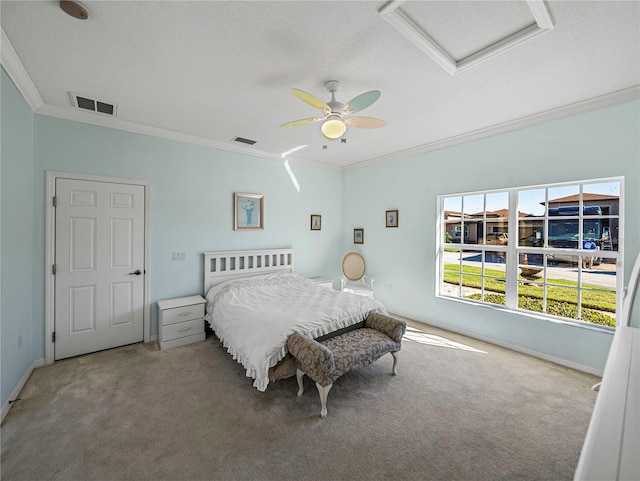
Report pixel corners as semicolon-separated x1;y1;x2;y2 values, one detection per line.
1;358;45;423
390;311;604;378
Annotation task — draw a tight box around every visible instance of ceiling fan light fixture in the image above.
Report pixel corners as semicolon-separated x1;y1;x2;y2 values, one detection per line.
321;118;346;140
282;80;384;141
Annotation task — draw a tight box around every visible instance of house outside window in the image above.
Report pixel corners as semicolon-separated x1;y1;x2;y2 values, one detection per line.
438;178;622;328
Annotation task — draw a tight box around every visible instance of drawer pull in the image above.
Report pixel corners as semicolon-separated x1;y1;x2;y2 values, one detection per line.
178;311;192;317
178;326;192;332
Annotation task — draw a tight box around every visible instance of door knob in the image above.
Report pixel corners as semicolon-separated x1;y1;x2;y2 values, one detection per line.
129;269;142;276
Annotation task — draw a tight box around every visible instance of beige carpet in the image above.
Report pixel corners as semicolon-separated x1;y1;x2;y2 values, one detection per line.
1;319;599;481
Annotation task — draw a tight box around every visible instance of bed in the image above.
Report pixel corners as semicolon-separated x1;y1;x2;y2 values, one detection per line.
203;249;386;391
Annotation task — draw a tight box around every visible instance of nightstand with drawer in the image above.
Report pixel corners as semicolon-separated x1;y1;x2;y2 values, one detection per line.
309;277;334;290
157;295;206;350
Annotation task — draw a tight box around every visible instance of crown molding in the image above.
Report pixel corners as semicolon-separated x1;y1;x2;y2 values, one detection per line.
0;27;340;172
3;25;637;175
343;85;640;172
36;103;340;172
1;27;44;111
0;27;339;172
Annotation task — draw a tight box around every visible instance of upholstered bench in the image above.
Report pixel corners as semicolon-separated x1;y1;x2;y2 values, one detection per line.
287;312;406;418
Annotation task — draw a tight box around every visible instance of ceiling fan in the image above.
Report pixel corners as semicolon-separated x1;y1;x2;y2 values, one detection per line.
280;80;386;140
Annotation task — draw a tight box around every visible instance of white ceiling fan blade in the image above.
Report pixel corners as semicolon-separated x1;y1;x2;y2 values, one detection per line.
291;89;332;115
341;90;381;115
280;117;323;128
343;116;387;128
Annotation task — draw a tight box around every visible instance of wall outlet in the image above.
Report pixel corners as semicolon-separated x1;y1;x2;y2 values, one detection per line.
388;283;393;291
18;334;22;349
172;252;186;261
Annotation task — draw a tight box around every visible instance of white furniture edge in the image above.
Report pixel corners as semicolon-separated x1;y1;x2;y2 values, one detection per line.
574;252;640;480
160;334;206;350
309;277;334;289
158;295;206;350
621;249;640;328
157;295;206;311
574;325;639;480
1;358;45;423
203;248;295;295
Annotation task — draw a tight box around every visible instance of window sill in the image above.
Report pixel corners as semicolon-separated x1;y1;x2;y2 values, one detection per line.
436;293;616;334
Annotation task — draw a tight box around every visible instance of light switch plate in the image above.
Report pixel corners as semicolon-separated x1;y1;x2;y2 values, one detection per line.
172;252;186;261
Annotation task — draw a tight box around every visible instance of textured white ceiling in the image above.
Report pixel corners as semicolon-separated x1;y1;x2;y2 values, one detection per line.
1;0;639;170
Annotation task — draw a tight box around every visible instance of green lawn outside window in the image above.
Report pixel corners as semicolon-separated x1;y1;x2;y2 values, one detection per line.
443;264;616;327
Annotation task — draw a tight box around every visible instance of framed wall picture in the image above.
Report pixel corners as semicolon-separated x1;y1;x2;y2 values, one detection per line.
354;228;364;244
310;214;322;230
234;193;264;230
386;209;399;228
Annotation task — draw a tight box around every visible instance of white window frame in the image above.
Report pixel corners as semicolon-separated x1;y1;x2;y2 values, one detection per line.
436;177;624;329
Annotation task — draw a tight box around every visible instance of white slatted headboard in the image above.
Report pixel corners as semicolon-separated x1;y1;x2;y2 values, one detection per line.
203;248;295;295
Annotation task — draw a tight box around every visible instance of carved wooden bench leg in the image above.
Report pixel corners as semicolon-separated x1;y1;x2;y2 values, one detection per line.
391;351;399;375
296;369;332;418
315;382;333;418
296;369;305;397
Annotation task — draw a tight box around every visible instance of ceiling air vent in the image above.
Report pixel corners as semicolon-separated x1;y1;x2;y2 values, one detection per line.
232;136;257;146
70;92;118;116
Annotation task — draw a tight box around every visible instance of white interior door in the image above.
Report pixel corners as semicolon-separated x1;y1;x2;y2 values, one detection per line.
54;178;145;360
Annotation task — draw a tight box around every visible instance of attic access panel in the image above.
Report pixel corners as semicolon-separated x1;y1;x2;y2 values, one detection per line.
379;0;554;75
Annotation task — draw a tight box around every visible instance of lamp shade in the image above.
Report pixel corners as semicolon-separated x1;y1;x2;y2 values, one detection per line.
321;118;346;139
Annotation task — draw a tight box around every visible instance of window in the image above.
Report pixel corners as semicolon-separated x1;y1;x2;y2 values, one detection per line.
453;224;469;240
438;178;622;328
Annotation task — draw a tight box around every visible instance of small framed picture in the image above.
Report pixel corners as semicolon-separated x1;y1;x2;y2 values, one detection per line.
386;210;399;228
354;228;364;244
234;193;264;230
310;214;322;230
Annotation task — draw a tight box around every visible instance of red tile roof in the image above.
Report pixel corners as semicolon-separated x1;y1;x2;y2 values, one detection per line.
547;193;619;203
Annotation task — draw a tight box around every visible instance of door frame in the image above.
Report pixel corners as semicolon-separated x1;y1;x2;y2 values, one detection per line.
45;171;151;365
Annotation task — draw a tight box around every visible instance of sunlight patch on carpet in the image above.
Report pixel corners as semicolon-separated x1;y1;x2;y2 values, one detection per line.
403;326;486;353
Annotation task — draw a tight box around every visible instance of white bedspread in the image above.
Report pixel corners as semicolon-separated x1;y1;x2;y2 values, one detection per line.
205;272;386;391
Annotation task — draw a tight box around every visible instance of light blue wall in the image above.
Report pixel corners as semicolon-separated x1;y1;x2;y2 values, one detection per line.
1;68;35;407
343;100;640;371
2;59;639;410
32;116;344;347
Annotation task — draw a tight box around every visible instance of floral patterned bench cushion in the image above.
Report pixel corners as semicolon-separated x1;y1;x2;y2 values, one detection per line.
322;328;398;382
287;313;406;387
